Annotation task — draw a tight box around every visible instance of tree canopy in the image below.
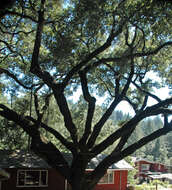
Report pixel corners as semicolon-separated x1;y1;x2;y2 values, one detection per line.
0;0;172;190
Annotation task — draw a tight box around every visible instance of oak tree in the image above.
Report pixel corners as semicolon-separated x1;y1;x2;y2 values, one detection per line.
0;0;172;189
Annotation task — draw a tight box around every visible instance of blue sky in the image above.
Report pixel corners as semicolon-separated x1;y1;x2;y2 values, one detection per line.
69;76;171;116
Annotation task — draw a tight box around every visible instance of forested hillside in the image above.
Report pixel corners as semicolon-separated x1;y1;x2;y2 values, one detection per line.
111;111;172;165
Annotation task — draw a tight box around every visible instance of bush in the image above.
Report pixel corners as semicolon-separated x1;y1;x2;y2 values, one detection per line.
127;185;135;190
134;185;144;190
134;184;156;190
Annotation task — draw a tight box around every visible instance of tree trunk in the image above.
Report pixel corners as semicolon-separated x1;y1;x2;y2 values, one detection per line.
70;179;95;190
69;155;97;190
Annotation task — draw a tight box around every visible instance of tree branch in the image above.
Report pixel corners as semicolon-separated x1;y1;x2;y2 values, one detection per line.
132;81;162;103
87;56;134;149
0;104;70;179
134;41;172;57
125;26;138;48
121;123;172;157
29;1;79;146
4;10;38;22
62;18;127;88
0;27;34;39
124;96;138;112
87;97;122;149
102;41;172;63
79;71;96;145
26;116;76;153
90;120;137;156
53;89;78;146
111;127;135;154
90;97;172;155
121;56;134;96
0;68;32;90
139;95;148;111
91;123;172;183
103;63;121;97
30;0;45;73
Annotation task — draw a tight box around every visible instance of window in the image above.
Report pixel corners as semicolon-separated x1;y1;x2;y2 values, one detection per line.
141;164;150;171
98;171;114;184
17;170;48;187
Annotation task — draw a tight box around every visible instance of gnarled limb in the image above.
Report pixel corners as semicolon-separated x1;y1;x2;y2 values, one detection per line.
0;104;70;179
0;68;32;90
79;71;96;145
53;89;78;146
26;116;77;154
90;121;172;186
87;57;134;149
90;97;172;155
62;17;127;87
87;97;122;149
30;0;45;74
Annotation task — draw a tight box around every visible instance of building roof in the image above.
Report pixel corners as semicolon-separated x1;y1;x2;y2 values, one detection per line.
147;173;172;180
134;157;153;163
134;157;166;166
0;150;50;168
161;173;172;180
87;154;133;170
0;150;133;170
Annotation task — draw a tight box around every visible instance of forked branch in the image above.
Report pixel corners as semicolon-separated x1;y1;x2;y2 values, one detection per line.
79;71;96;145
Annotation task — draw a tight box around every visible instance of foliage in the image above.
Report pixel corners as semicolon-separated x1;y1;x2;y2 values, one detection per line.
0;0;172;190
125;156;138;185
0;94;29;149
134;184;155;190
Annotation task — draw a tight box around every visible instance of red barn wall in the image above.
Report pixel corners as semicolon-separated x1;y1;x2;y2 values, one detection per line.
94;170;128;190
152;163;167;172
2;169;129;190
136;160;167;173
1;168;65;190
136;160;150;173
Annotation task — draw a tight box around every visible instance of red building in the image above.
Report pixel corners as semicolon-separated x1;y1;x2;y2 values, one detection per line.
134;158;168;183
0;150;133;190
93;170;129;190
86;154;133;190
